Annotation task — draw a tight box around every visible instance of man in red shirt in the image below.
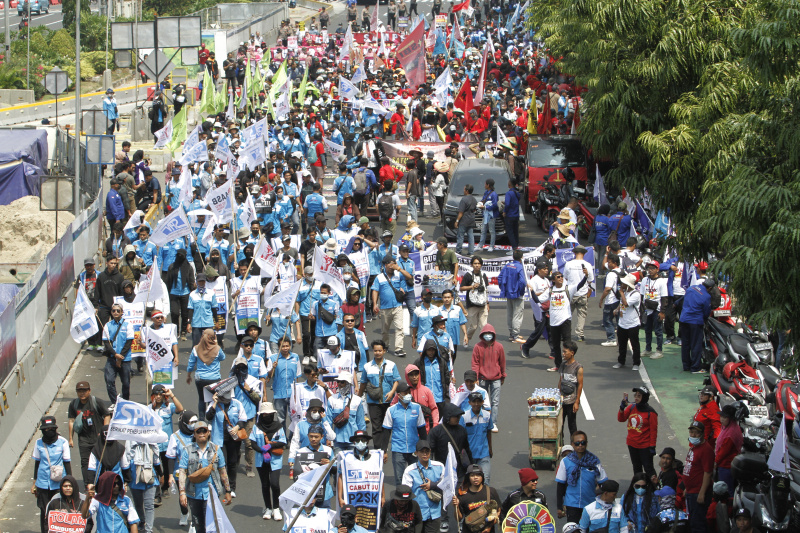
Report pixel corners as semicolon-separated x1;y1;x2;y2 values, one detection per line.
683;420;714;533
390;103;406;140
693;386;721;447
309;133;326;185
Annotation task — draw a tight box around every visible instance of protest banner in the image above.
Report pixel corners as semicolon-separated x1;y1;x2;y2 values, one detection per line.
207;277;229;334
206;180;234;223
347;248;370;299
317;348;355;394
341;450;385;532
232;276;262;334
114;296;145;358
203;376;239;403
435;14;448;27
47;510;87;533
144;326;174;371
70;284;98;343
150;205;194;246
107;398;169;443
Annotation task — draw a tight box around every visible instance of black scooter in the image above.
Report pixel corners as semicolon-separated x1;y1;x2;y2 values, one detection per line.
732;452;793;531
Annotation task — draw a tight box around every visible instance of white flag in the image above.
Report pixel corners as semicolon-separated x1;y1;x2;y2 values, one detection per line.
70;283;99;343
107;398;169;443
339;76;360;101
144;326;174;371
206;180;234;223
496;124;510;146
180;141;210;165
241;140;267;171
253;238;277;274
339;23;354;60
378;31;387;58
225;90;236;122
205;486;236;533
434;66;452;95
323;139;346;162
263;279;302;316
178;164;194;207
361;93;389;114
351;63;367;84
279;464;328;520
215;135;232;162
594;165;609;205
133;257;165;304
439;443;458;510
275;91;291;120
182;124;202;155
150;206;194;247
239;193;257;229
313;245;347;302
768;415;789;473
201;214;218;248
124;210;144;233
153;119;173;149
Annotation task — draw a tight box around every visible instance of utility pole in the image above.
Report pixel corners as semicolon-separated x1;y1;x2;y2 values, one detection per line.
73;0;81;216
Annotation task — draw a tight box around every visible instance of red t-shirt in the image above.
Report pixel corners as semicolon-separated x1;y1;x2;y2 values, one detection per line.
390;112;406;134
682;441;714;494
311;142;324;168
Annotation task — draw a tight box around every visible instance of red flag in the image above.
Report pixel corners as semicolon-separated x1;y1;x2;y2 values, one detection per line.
396;20;426;89
454;78;474;114
537;93;552;135
453;0;470;11
474;35;490;103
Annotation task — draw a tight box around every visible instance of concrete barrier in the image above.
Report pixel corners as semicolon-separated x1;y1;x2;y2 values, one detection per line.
0;89;35;106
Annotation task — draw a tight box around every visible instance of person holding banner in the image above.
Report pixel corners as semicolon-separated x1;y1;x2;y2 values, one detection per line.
67;381;111;490
45;475;94;533
102;304;135;403
326;371;367;454
32;416;73;533
177;421;233;532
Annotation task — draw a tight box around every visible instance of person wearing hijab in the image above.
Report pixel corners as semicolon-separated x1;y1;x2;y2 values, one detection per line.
165;248;196;341
165;411;198;527
82;471;140;533
32;416;72;533
88;425;132;484
248;402;287;520
617;386;658;480
46;475;94;531
187;328;227;415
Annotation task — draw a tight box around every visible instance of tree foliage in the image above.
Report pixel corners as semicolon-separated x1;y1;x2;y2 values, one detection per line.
530;0;800;341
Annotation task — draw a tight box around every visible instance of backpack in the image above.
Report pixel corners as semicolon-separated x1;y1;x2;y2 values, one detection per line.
353;169;368;195
307;142;319;164
378;194;394;220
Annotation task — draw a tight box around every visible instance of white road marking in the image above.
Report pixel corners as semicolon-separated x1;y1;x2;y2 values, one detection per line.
580;389;594;420
638;361;660;404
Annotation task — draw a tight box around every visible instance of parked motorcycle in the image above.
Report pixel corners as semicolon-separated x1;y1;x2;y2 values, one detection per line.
532;181;566;232
732;452;793;531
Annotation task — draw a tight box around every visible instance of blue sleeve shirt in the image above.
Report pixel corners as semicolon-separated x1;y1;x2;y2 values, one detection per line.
270;352;302;399
186;347;225;381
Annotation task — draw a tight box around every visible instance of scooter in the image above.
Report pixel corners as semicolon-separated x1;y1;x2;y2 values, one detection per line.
705;317;780;390
732;452;794;531
532;181;566;232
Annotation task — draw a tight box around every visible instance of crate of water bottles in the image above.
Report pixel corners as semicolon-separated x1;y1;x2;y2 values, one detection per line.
423;271;455;297
527;388;561;417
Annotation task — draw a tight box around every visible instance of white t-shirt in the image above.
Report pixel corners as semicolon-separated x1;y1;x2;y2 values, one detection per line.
672;263;686;296
528;274;551;302
618;290;642;329
563;259;594;297
619;249;641;273
604;271;620;305
548;285;572;327
640;276;668;315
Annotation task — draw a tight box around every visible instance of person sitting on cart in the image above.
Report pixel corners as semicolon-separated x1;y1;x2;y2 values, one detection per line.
500;468;548;522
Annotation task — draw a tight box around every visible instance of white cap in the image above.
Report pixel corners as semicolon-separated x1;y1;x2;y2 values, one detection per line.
327;336;340;346
337;371;353;383
258;402;277;415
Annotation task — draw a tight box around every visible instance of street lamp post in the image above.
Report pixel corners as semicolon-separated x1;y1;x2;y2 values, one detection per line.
26;0;30;89
74;0;81;216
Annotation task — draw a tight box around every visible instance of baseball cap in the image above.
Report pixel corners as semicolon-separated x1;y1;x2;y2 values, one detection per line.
40;416;58;429
562;524;581;533
341;504;357;516
84;257;95;265
382;230;393;238
76;381;91;391
465;464;484;475
396;382;410;393
734;508;751;519
463;370;478;381
327;336;340;346
688;420;705;432
654;485;676;497
436;236;448;245
659;447;676;458
194;421;210;431
415;440;431;451
394;484;415;500
599;480;620;493
358;216;370;225
308;398;324;410
152;384;167;395
337;371;353;383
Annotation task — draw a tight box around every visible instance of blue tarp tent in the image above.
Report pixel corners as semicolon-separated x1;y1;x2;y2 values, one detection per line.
0;129;47;206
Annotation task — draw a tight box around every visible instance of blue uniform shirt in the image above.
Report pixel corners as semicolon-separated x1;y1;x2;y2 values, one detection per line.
383;401;426;453
269;352;302;399
187;347;225;381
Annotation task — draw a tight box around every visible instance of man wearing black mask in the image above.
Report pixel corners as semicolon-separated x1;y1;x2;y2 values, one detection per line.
95;257;124;327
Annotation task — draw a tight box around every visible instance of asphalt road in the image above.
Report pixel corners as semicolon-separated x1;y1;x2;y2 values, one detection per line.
0;4;62;32
0;188;684;532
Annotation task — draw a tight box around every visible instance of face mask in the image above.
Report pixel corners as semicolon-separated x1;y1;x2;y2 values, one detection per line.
688;436;702;445
423;296;432;303
198;287;206;294
338;383;350;395
400;394;413;404
435;328;444;336
482;333;493;342
306;276;314;282
309;412;322;422
354;441;368;452
634;487;647;496
321;294;329;301
277;193;283;200
341;515;356;529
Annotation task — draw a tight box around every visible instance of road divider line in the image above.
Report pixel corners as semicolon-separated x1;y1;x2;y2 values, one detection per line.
580;389;594;420
638;362;660;404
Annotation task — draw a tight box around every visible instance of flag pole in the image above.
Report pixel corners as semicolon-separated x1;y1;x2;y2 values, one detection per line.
209;485;223;533
285;459;337;532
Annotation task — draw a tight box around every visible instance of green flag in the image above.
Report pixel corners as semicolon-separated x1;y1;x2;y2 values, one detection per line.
298;67;308;104
264;91;275;119
270;61;287;100
252;62;263;99
201;68;216;115
215;87;227;114
166;106;188;155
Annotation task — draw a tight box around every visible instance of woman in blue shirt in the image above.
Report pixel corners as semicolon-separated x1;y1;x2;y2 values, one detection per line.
248;402;288;520
187;328;226;415
621;473;659;533
478;178;500;252
149;385;184;504
165;249;196;340
32;416;72;533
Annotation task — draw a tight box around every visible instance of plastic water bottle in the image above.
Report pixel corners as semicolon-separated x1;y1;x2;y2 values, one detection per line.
169;479;177;495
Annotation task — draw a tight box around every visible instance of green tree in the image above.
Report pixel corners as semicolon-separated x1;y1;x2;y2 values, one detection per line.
62;0;91;35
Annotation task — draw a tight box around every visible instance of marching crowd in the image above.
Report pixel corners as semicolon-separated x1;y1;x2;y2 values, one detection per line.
26;3;763;533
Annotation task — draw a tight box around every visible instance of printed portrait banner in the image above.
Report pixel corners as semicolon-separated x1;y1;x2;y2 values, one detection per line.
342;450;385;532
207;277;229;334
234;276;262;334
114;297;145;357
382;141;496;169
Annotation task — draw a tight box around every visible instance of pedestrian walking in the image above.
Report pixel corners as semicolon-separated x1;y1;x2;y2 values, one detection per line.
471;325;505;433
32;416;72;533
498;250;527;343
557;341;583;439
67;382;111;489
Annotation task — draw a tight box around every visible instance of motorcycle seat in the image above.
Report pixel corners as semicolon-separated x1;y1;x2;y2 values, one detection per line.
708;318;737;336
728;334;752;358
788;443;800;463
760;365;781;390
716;373;735;396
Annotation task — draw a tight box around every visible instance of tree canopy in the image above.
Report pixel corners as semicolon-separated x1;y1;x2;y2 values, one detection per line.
529;0;800;341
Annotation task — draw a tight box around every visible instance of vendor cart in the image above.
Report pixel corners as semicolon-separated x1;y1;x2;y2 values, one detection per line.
527;389;563;470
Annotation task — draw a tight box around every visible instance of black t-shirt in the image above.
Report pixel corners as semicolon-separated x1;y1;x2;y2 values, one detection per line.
299;239;316;267
458;486;502;532
461;271;488;308
458;195;478;227
67;396;110;440
380;499;423;531
656;468;680;491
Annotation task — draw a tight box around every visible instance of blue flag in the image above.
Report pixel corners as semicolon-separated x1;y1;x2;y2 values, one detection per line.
635;201;653;236
433;28;447;57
